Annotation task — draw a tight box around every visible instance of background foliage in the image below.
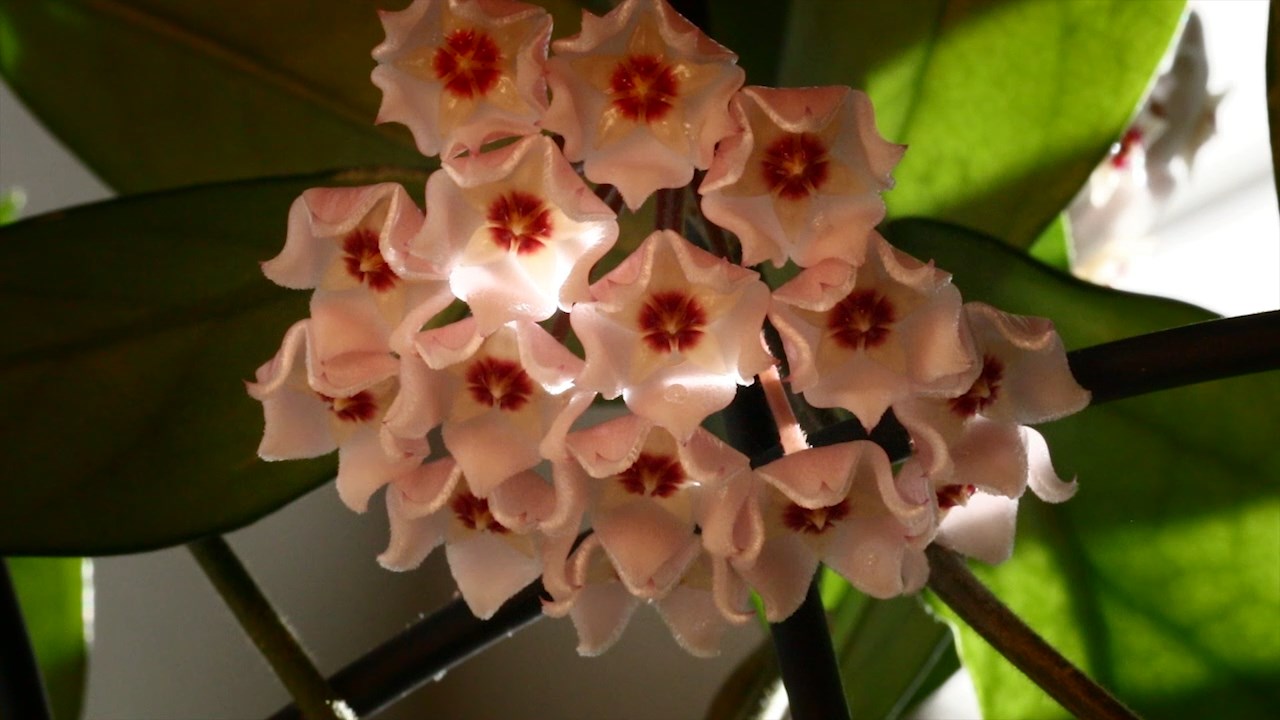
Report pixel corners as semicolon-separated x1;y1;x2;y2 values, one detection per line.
2;1;1276;719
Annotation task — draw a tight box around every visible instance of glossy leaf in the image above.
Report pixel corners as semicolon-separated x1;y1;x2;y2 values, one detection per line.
0;0;589;194
886;219;1280;719
0;169;432;554
830;588;957;720
6;557;88;720
780;0;1184;249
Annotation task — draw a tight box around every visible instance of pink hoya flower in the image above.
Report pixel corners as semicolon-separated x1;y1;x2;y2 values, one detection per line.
247;321;422;513
716;441;933;621
543;0;744;209
563;413;750;599
379;456;579;619
383;319;583;495
542;534;741;657
571;230;774;440
700;86;904;268
372;0;552;158
896;302;1090;563
403;135;619;334
262;183;448;397
769;233;976;431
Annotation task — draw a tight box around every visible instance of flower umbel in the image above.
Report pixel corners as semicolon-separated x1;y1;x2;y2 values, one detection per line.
249;0;1092;659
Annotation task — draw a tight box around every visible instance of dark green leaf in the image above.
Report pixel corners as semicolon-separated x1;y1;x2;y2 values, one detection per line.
0;1;427;192
0;169;432;554
6;557;88;720
780;0;1185;248
887;218;1280;719
707;0;790;86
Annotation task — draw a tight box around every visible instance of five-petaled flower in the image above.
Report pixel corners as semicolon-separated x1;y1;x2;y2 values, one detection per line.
543;0;744;209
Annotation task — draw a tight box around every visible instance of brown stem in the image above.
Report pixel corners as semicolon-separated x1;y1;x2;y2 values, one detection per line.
925;545;1140;720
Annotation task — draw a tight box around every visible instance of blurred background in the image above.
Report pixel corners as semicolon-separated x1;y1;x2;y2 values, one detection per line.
1;0;1275;718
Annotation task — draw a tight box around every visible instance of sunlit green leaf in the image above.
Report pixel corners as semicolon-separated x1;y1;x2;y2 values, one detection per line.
887;219;1280;719
1027;214;1072;271
781;0;1184;249
6;557;88;720
0;187;26;225
0;169;432;554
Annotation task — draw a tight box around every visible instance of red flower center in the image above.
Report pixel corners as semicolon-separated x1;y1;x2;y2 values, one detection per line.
318;391;378;423
948;355;1004;417
341;229;398;292
638;291;707;353
616;453;686;498
465;357;535;411
608;54;679;123
432;28;502;99
936;484;977;510
781;499;851;535
827;290;895;350
487;191;553;255
761;133;830;200
451;491;509;533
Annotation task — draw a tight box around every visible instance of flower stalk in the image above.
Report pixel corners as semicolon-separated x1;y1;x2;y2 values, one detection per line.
769;580;853;720
187;536;345;720
925;544;1139;720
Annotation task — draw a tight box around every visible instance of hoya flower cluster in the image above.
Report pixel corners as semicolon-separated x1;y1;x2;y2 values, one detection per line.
248;0;1089;657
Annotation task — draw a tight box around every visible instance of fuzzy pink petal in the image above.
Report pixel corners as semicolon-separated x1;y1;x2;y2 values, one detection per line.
755;443;860;508
964;303;1091;425
624;369;738;441
567;414;651;478
824;515;909;599
515;319;584;391
443;411;543;497
951;418;1029;499
1023;426;1079;503
700;469;763;563
936;493;1019;565
377;485;447;571
710;555;756;624
488;469;556;533
446;532;542;620
336;426;416;513
381;352;447;450
415;316;486;370
594;500;700;599
568;581;641;656
308;290;398;396
656;575;728;657
395;458;463;516
249;322;336;460
738;534;818;622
